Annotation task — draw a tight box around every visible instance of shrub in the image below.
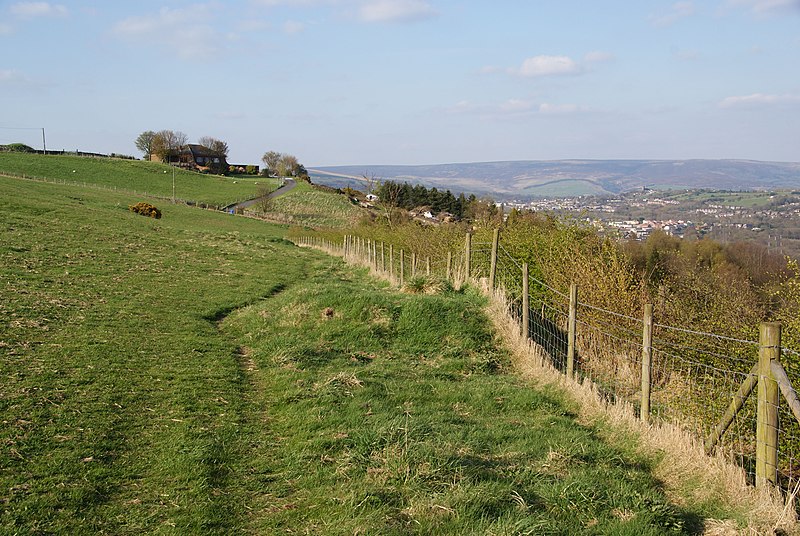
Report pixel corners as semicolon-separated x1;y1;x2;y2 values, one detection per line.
2;143;35;153
245;165;258;175
129;202;162;219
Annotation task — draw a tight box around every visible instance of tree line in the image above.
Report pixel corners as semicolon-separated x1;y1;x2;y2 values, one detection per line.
374;180;477;220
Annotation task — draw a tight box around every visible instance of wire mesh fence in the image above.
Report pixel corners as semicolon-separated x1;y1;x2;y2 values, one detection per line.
295;231;800;499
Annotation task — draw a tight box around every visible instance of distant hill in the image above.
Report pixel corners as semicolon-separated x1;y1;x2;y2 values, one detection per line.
309;159;800;199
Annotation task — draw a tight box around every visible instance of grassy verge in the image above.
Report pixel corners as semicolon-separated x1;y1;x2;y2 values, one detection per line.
0;152;278;206
220;265;719;534
251;180;364;228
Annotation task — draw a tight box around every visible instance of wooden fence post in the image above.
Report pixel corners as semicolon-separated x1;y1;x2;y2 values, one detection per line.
522;263;530;341
489;228;499;290
756;322;781;488
567;283;578;378
411;252;417;278
381;242;385;272
373;241;378;271
400;250;405;286
426;256;431;276
446;251;452;281
465;233;472;280
641;303;654;423
390;245;394;278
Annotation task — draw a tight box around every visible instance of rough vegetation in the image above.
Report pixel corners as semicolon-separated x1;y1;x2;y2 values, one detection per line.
128;201;162;219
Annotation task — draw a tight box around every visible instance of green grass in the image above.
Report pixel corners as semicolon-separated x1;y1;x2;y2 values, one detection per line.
254;180;365;228
667;189;778;208
0;172;746;533
0;152;279;206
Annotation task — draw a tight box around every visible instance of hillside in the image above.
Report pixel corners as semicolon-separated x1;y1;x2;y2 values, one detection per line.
0;157;786;533
310;159;800;199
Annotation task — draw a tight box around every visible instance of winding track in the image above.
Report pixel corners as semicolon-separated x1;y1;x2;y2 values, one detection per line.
226;178;297;211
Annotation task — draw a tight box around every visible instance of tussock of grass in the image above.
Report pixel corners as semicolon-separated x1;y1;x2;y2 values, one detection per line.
402;275;454;295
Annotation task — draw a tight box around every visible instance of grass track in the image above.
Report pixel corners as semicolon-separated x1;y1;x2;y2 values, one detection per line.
1;174;739;533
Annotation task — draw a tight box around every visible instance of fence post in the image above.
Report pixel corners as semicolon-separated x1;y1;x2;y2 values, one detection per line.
400;249;405;286
567;283;578;378
465;233;472;280
426;256;431;276
411;252;417;278
641;303;654;423
373;241;378;271
756;322;780;488
447;251;452;281
522;263;530;341
381;242;385;272
390;245;394;278
489;228;499;290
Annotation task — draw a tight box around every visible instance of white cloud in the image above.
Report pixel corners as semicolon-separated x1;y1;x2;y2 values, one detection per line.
444;99;586;117
584;51;614;63
10;2;67;18
729;0;800;14
283;20;306;33
649;1;695;26
719;93;800;108
0;69;44;89
358;0;437;23
538;103;583;114
113;4;225;60
511;55;581;78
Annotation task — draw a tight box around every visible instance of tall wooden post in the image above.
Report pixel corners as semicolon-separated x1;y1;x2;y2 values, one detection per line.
756;322;781;488
446;251;452;281
381;242;385;272
522;263;530;341
373;241;378;270
426;256;431;276
641;303;654;423
390;245;394;278
465;233;472;280
411;252;417;278
400;250;405;286
489;228;499;290
567;283;578;378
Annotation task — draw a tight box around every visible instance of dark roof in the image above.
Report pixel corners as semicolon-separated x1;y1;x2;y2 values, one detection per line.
183;144;223;158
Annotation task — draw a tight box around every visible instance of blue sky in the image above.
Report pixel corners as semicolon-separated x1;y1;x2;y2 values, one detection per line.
1;0;798;166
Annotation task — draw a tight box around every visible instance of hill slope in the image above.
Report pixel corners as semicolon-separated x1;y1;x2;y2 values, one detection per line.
311;159;800;199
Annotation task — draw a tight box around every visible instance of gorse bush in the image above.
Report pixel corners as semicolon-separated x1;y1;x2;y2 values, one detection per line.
129;202;161;219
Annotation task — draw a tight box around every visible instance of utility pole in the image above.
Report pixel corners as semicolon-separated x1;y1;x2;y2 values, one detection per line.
42;128;46;154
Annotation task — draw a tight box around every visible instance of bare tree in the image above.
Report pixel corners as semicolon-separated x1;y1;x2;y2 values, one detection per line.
278;154;299;177
261;151;282;176
198;136;229;158
152;130;188;162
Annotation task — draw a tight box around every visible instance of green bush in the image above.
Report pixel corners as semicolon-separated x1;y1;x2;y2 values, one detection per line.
245;165;258;175
129;202;162;219
3;143;35;153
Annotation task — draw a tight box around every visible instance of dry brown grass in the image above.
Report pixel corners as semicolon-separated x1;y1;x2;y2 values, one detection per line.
484;286;795;535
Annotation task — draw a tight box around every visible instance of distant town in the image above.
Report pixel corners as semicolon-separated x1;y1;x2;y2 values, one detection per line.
497;188;800;256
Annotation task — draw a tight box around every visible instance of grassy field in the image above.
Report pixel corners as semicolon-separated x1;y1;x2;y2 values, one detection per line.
666;189;780;208
0;152;279;207
0;171;759;533
252;180;365;228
